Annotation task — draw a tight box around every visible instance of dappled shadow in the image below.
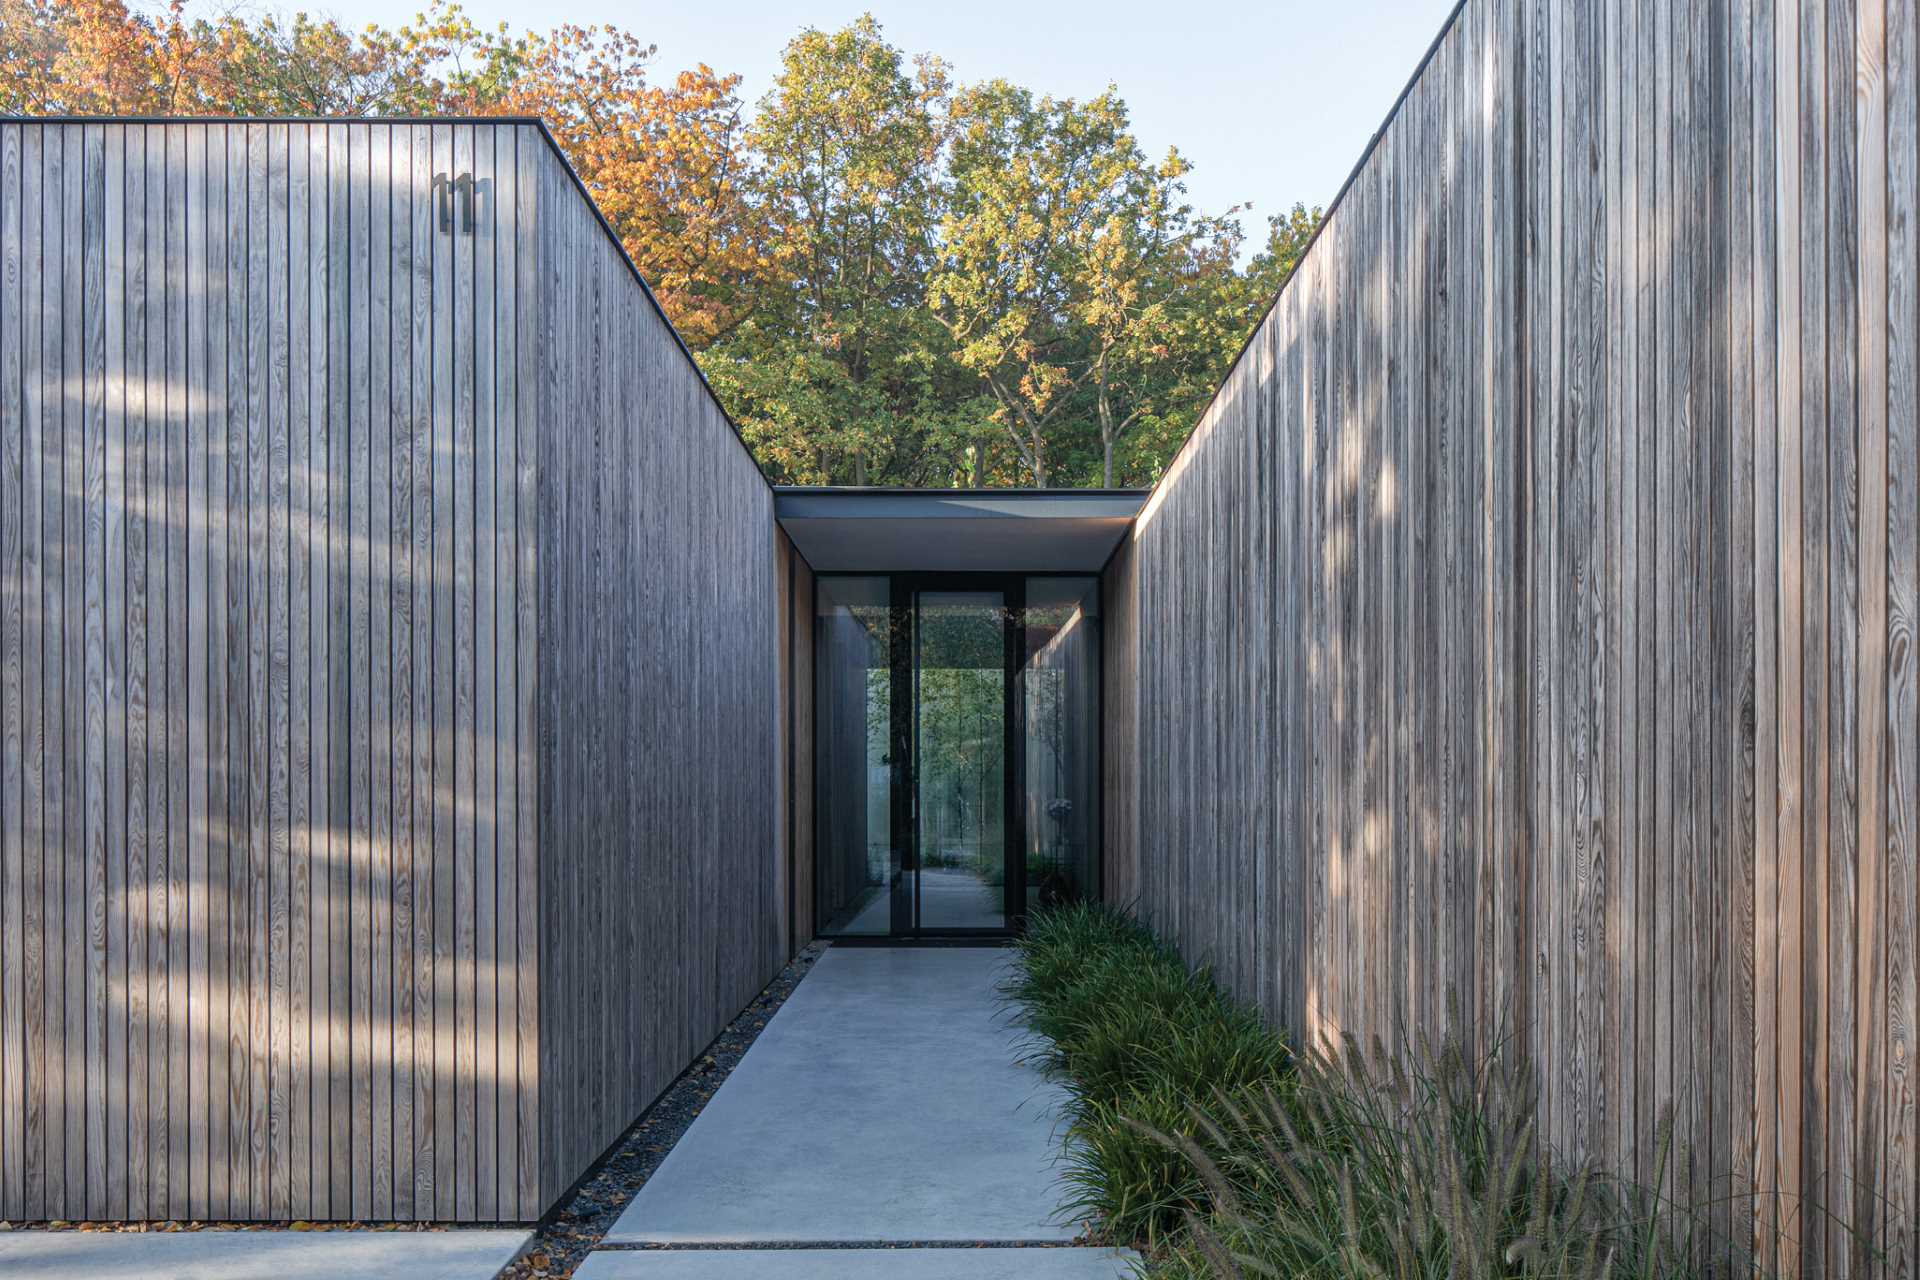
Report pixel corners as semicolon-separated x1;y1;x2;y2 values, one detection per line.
1113;0;1890;1270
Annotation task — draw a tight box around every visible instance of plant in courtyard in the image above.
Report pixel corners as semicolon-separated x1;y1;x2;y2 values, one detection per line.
1147;1034;1702;1279
1003;903;1292;1246
1007;903;1729;1278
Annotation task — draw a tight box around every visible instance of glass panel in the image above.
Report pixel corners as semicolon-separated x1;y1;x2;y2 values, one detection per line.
1020;577;1101;911
915;591;1007;931
814;577;898;936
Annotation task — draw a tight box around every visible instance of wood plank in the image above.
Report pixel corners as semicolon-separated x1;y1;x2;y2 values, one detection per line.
242;119;271;1221
1824;0;1863;1265
0;118;23;1224
210;120;238;1222
1750;0;1783;1258
101;121;126;1224
409;119;438;1222
322;118;350;1222
284;120;312;1220
21;121;46;1222
160;120;191;1223
181;120;210;1222
1629;0;1658;1196
344;119;374;1224
1798;0;1832;1263
430;120;457;1221
81;121;107;1222
1853;0;1892;1264
466;124;495;1228
449;117;480;1220
59;120;85;1214
302;119;333;1222
265;120;293;1222
1883;0;1920;1264
368;120;395;1222
387;119;417;1225
1601;0;1634;1181
488;123;518;1219
1726;0;1759;1252
513;123;538;1222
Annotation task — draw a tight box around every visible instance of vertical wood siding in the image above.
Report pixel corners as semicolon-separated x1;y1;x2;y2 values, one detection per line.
0;118;540;1222
528;138;783;1211
0;118;787;1223
1103;0;1917;1267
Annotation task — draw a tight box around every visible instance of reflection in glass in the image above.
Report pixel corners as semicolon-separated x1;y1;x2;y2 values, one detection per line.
915;592;1007;931
1021;577;1101;911
815;577;896;935
812;574;1102;937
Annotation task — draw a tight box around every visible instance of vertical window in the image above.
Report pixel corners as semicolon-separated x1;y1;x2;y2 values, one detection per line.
1020;578;1101;910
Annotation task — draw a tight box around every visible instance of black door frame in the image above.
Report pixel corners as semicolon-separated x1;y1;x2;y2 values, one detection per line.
813;569;1100;942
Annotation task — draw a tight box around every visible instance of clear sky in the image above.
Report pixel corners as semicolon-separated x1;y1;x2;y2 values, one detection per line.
318;0;1461;244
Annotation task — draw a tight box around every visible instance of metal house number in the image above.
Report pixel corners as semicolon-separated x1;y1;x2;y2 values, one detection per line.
434;170;481;234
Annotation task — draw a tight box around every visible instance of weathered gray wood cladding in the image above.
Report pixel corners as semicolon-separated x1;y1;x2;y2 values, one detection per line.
1103;0;1917;1270
0;119;786;1222
530;140;782;1204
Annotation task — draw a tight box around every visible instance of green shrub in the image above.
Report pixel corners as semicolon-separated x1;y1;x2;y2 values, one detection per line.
1003;903;1292;1246
1005;903;1721;1278
1154;1034;1699;1279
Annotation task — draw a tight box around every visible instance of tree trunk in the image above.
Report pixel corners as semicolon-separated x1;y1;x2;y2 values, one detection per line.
1096;369;1115;488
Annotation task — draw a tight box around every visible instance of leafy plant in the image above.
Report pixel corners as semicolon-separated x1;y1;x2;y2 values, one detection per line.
1006;904;1736;1279
1151;1034;1700;1279
1003;903;1291;1246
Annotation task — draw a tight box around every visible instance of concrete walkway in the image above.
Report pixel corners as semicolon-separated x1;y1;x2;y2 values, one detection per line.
0;1228;530;1279
594;946;1133;1277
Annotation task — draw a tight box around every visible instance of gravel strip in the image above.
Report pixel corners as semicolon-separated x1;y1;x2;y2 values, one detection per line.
501;942;829;1280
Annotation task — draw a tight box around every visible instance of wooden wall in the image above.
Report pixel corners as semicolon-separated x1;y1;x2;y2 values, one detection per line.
0;118;788;1222
528;135;784;1210
1100;534;1140;911
779;534;816;953
1103;0;1917;1270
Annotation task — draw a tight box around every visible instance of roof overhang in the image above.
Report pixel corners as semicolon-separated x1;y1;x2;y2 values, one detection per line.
774;487;1147;573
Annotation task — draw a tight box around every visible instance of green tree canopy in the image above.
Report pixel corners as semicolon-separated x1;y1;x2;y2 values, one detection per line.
0;3;1324;488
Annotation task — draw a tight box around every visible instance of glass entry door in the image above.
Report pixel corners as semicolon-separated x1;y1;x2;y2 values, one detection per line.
813;574;1101;939
909;588;1012;933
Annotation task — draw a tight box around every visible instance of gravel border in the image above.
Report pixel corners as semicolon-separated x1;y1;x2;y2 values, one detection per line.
499;941;829;1280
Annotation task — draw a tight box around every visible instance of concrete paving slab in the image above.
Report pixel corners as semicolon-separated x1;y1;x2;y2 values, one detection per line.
573;1247;1137;1279
602;947;1078;1245
0;1228;531;1279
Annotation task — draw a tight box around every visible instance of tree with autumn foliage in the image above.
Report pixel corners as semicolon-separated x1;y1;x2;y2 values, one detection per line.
0;3;1321;489
0;0;505;116
498;35;777;346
